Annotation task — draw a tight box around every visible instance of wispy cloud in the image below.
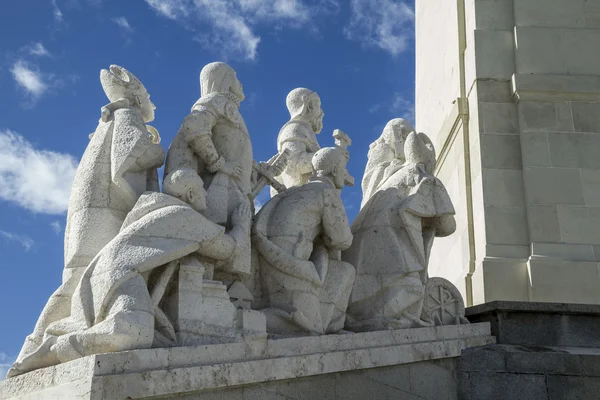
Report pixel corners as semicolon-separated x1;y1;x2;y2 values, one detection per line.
144;0;336;60
345;0;414;56
367;91;415;123
390;92;415;123
112;16;133;32
28;42;52;57
0;352;15;381
0;130;78;215
0;231;34;251
10;61;50;100
50;220;63;234
51;0;64;23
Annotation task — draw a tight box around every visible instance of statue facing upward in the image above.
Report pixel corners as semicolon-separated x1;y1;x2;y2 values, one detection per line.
9;65;165;377
271;88;324;196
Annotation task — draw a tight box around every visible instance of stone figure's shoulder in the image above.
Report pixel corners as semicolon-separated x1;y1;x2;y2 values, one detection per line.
277;120;314;145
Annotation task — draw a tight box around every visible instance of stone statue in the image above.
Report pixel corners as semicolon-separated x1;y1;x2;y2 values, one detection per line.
343;128;457;332
270;88;324;196
361;118;415;207
10;65;165;373
253;147;355;335
164;62;282;279
8;169;252;377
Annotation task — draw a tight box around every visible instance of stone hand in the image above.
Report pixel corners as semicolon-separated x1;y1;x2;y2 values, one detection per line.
232;201;252;230
220;161;243;180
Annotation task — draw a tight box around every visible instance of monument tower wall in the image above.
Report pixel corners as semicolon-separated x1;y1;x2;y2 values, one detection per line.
418;0;600;305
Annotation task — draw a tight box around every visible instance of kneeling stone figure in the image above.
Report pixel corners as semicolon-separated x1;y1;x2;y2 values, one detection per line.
253;147;355;335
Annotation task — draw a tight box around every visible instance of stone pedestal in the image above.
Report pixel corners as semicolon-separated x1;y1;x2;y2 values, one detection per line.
0;324;493;400
459;301;600;399
416;0;600;306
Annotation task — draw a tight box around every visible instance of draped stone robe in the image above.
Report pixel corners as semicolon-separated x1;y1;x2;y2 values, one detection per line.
13;106;165;366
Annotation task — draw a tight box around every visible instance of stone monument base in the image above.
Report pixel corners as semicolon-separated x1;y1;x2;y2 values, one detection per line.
1;324;492;400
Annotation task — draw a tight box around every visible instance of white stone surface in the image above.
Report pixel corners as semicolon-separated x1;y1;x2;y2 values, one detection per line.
344;130;458;331
361;118;415;207
417;0;600;305
9;65;166;377
270;88;323;196
0;323;494;400
253;146;355;335
8;169;255;377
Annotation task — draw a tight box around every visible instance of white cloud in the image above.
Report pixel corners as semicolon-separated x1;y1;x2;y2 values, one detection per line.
28;42;51;57
0;130;78;215
390;92;415;123
0;231;34;251
144;0;335;60
10;61;49;99
112;16;133;31
52;0;64;22
345;0;414;56
0;352;15;381
367;91;415;123
50;220;63;234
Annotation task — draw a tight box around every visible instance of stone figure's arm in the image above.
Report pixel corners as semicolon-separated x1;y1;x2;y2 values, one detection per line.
431;214;456;237
181;109;224;173
280;140;314;176
197;202;252;260
321;188;353;251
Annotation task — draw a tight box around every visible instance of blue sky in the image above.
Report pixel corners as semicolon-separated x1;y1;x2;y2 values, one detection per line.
0;0;415;377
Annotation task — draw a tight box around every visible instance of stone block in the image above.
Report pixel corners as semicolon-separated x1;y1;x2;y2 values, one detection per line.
512;73;600;96
581;168;600;206
523;167;584;205
527;205;562;243
482;169;526;207
529;259;600;303
479;258;530;302
475;80;513;103
505;351;582;375
467;301;600;347
558;206;600;244
520;132;551;167
549;132;600;169
546;375;600;400
585;0;600;28
459;346;507;373
481;135;522;170
572;102;600;133
484;206;529;245
515;27;567;74
474;29;515;79
474;0;515;30
531;242;596;261
518;101;574;132
409;360;458;400
561;28;600;75
460;371;548;400
480;103;519;134
514;0;586;27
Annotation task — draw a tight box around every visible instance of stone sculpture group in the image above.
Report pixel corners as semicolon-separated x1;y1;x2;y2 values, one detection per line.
7;63;466;378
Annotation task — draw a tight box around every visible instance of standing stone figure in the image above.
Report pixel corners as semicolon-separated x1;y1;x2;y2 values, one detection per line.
8;169;252;377
343;129;456;332
270;88;324;196
10;65;165;372
361;118;415;207
253;147;355;335
165;62;281;278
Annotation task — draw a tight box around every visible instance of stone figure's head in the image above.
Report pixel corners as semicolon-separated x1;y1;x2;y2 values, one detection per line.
200;62;245;102
286;88;324;134
378;118;415;161
405;131;437;174
100;65;156;123
163;169;207;212
312;147;352;190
